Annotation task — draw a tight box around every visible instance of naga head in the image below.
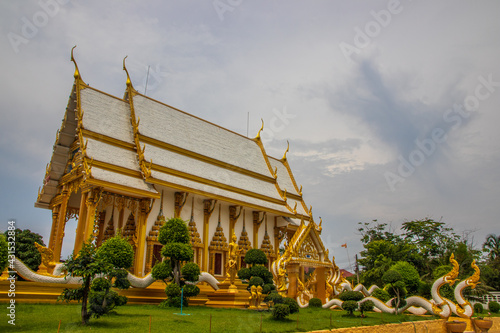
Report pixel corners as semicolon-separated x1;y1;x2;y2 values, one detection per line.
444;253;459;285
466;260;481;289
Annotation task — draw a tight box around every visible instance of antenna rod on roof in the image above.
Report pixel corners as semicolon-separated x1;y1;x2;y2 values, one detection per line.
144;65;151;95
246;112;249;137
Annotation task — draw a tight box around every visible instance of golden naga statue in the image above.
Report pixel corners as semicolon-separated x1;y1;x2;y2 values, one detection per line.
34;242;54;268
225;231;240;286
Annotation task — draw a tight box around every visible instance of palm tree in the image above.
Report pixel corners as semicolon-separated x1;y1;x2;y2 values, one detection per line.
483;234;500;261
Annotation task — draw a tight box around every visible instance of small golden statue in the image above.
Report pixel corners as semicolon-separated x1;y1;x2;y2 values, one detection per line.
248;285;264;309
225;231;240;286
34;242;55;275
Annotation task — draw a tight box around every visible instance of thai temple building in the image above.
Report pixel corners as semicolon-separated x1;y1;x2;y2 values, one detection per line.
32;54;337;304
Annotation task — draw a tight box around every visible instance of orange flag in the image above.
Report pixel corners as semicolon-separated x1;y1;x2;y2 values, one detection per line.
341;243;347;248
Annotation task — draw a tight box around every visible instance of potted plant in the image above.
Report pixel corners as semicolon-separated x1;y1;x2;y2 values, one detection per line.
473;316;493;333
446;320;467;333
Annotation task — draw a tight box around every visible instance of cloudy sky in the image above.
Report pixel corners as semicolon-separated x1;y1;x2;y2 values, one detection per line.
1;1;499;270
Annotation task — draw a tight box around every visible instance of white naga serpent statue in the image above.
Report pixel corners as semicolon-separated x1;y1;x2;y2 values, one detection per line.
282;252;479;320
320;254;480;319
11;257;220;290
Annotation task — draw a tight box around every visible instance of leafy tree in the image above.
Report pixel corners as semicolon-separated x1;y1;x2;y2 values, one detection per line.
244;248;268;266
151;217;201;307
58;234;133;325
338;291;364;302
390;261;420;295
4;229;45;272
371;288;391;302
342;300;358;316
359;300;374;317
382;270;406;313
483;234;500;261
0;234;8;272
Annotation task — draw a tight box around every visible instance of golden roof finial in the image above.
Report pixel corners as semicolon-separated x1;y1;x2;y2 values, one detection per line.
309;205;313;217
70;45;81;80
123;56;133;88
255;119;264;140
282;140;290;161
283;189;287;201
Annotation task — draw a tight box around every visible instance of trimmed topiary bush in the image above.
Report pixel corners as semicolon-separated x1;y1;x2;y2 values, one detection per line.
181;262;200;282
151;261;172;281
390;261;420;295
248;276;264;288
272;303;290;320
371;288;391;302
165;283;181;298
282;297;299;314
238;267;251;280
96;233;134;269
489;301;500;313
474;302;484;314
359;300;374;316
262;283;275;294
309;297;322;308
250;264;273;284
245;249;268;266
342;300;358;316
338;291;364;302
265;291;283;305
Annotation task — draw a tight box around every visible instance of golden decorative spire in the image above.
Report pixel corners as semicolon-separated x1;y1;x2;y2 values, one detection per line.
260;215;275;259
70;45;81;81
157;190;164;218
188;197;202;248
238;209;252;253
282;140;290;161
255;119;264;140
123;55;136;91
209;204;228;251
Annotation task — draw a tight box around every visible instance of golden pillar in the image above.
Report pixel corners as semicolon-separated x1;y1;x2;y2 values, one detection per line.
203;199;216;272
252;211;265;249
83;188;102;243
134;198;153;276
315;267;326;303
74;191;88;254
287;263;300;299
53;187;70;262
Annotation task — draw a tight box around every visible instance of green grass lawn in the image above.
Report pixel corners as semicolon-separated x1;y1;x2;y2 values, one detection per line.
0;303;440;333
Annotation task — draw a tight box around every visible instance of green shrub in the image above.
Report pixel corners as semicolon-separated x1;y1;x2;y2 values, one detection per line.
250;264;273;284
151;261;172;281
158;217;190;245
88;290;127;318
245;249;268;266
390;261;420;295
181;262;200;282
474;302;484;314
161;242;193;262
342;300;358;315
165;283;181;298
282;297;299;314
182;284;200;298
338;291;364;302
96;234;134;269
90;277;111;292
262;283;275;294
271;303;290;320
371;288;391;302
248;276;264;288
309;298;322;308
382;270;402;284
359;300;374;315
238;267;251;280
488;301;500;313
265;291;283;305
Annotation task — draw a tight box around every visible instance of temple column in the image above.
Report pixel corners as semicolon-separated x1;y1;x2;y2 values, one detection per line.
287;263;300;299
203;199;216;271
134;198;153;276
74;190;88;254
83;188;103;243
252;211;264;249
53;187;70;262
116;196;125;231
315;267;326;303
